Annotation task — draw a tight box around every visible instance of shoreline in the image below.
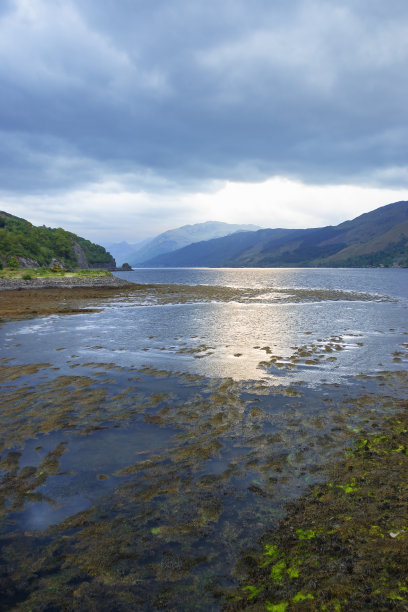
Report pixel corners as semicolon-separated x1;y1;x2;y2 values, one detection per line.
0;273;402;323
0;273;134;292
1;274;408;609
0;276;135;321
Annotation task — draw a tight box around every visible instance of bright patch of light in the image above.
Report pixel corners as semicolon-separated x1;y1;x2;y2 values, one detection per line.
1;177;406;243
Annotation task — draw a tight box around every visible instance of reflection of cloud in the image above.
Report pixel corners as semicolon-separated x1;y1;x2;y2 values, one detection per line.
23;497;91;530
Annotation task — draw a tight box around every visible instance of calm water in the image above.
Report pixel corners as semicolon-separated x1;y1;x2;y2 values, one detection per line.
4;267;405;383
116;266;408;299
1;268;407;610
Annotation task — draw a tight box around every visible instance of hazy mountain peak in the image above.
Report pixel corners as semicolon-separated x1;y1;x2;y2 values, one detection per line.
140;201;408;268
127;221;261;266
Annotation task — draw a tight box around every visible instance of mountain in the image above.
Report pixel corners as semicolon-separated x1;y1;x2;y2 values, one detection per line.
141;201;408;268
127;221;260;265
0;211;116;269
103;239;150;266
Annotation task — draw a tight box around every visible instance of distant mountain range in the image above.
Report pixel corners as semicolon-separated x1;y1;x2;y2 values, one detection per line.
107;221;260;266
103;239;150;267
0;211;116;269
141;201;408;268
3;201;407;271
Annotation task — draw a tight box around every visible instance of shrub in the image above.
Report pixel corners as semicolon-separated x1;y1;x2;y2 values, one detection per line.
22;272;32;280
8;256;19;269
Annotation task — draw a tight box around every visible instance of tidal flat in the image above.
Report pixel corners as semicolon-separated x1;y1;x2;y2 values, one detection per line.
1;269;408;610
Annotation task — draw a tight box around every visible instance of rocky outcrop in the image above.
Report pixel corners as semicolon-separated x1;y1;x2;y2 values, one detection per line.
71;241;116;269
49;258;67;269
72;241;90;268
16;256;40;268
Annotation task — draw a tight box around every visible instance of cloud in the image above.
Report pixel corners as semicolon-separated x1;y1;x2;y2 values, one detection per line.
0;0;407;239
2;176;406;245
180;177;408;232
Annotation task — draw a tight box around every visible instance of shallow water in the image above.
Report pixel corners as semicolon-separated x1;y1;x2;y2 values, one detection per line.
3;270;408;383
1;268;407;610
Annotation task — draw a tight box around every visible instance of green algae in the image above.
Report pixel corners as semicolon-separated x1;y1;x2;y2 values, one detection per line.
226;394;408;611
0;362;52;382
1;352;408;610
0;442;67;520
265;602;288;611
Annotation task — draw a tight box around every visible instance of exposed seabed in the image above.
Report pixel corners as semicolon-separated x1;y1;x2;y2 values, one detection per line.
0;283;407;610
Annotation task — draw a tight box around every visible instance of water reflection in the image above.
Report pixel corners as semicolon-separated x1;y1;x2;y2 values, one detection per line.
116;267;408;299
1;268;408;610
2;297;407;384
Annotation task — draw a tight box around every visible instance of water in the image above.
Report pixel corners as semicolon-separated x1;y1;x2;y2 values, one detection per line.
115;266;408;299
1;268;407;610
3;268;407;383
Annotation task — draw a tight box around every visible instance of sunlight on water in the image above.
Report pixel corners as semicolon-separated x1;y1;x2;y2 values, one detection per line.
4;295;407;383
1;268;408;610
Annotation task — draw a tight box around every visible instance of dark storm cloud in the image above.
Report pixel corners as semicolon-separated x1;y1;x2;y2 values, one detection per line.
1;0;408;194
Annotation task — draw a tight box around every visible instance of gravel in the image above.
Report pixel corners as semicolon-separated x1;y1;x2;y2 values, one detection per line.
0;274;134;291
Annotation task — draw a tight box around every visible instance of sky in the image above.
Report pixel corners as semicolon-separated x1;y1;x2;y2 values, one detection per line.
1;0;408;245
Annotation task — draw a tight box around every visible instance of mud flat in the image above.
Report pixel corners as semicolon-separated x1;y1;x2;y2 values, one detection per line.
0;281;258;321
0;280;134;321
0;278;389;322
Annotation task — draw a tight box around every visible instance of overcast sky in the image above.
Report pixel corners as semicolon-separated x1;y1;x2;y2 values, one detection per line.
1;0;407;244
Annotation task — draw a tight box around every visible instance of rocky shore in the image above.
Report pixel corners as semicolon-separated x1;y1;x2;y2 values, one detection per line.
0;273;133;291
0;274;136;321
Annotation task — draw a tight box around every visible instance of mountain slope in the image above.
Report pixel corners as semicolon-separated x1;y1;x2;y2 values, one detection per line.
0;211;116;269
103;239;150;266
127;221;260;265
142;201;408;268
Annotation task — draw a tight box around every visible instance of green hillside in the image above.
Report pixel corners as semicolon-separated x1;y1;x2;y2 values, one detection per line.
143;201;408;268
0;212;115;269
